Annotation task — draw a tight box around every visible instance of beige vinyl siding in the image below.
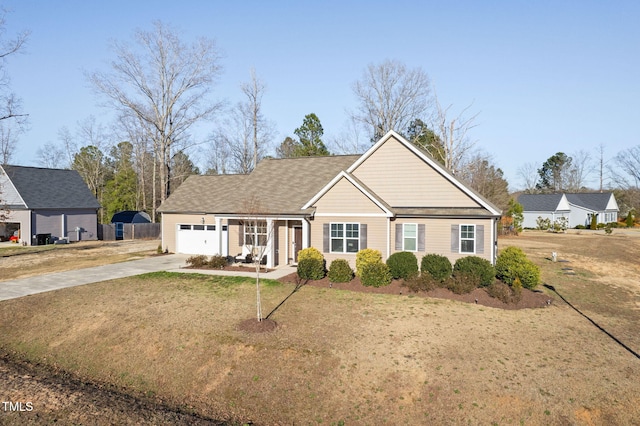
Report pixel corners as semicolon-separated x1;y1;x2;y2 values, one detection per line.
312;176;386;215
390;218;494;264
351;136;479;208
310;216;388;268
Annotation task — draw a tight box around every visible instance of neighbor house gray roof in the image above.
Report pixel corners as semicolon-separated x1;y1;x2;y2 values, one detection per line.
518;192;617;213
1;165;100;210
157;155;361;215
565;193;616;211
518;193;567;212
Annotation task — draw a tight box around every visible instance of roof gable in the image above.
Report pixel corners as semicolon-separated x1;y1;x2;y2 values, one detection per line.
1;165;100;210
346;130;501;215
303;171;394;216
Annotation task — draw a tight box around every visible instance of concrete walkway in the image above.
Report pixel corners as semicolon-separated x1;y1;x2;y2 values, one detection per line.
0;255;297;301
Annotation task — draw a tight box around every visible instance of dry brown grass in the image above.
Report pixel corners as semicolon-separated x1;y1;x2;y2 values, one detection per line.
0;231;639;424
0;240;161;281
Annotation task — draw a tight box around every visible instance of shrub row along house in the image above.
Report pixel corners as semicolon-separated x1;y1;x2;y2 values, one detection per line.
0;165;100;245
518;192;619;229
158;131;502;268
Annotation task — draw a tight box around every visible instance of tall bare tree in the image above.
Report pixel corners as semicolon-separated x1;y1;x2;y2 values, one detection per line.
517;162;540;193
350;59;432;141
0;8;29;126
610;145;640;188
0;120;18;164
566;149;593;191
431;94;479;173
88;20;224;214
240;68;273;169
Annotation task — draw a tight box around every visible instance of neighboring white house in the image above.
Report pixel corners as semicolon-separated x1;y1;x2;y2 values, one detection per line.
518;192;619;229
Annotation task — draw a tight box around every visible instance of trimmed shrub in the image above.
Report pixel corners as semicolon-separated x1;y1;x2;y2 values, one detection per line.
209;255;228;269
453;256;495;287
186;254;209;268
386;251;418;279
421;254;452;282
402;273;437;293
495;246;540;290
355;248;383;277
298;247;324;263
445;272;479;294
297;247;326;280
360;262;392;287
487;278;523;304
328;259;354;283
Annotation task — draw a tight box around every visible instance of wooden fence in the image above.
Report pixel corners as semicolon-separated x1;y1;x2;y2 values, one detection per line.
98;223;161;241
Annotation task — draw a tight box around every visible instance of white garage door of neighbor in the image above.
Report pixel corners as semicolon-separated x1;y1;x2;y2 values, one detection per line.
177;224;219;255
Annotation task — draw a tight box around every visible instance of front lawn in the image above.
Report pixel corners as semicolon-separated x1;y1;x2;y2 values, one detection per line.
1;270;638;424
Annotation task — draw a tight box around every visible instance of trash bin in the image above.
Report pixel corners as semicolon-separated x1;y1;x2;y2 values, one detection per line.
35;233;51;245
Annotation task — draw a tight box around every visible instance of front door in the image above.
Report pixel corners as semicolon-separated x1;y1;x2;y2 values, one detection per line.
293;226;302;262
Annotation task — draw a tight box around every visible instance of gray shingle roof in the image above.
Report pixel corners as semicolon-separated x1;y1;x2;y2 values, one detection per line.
2;165;100;210
518;193;566;211
565;193;615;211
157;155;361;215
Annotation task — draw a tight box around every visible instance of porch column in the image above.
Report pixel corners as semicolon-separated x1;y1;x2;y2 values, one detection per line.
302;218;310;249
215;216;222;255
267;218;275;268
285;220;290;265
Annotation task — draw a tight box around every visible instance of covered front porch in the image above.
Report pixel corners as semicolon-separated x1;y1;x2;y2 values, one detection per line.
223;215;311;269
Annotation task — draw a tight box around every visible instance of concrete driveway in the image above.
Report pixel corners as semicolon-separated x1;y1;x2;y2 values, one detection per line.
0;254;297;301
0;254;188;301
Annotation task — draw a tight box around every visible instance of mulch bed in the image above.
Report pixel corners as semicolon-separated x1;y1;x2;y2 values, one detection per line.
278;273;553;310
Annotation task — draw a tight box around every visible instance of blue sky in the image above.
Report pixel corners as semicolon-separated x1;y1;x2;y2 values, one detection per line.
4;0;639;190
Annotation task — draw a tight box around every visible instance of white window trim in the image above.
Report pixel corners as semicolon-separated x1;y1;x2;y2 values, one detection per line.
330;222;360;254
459;224;476;254
403;223;418;252
244;221;268;247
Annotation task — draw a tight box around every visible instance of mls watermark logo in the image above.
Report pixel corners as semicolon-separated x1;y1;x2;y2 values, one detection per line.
2;401;34;412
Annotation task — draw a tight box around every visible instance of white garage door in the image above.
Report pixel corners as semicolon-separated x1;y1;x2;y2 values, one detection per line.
176;224;219;255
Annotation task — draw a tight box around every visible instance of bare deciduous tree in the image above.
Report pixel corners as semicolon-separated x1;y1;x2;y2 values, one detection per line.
431;94;479;173
566;149;593;191
610;145;640;188
35;142;65;168
517;162;539;193
0;120;18;164
0;8;29;126
350;59;432;141
240;69;273;169
88;20;224;213
240;196;275;322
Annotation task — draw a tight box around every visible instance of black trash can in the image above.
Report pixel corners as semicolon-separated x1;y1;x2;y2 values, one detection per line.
35;233;51;245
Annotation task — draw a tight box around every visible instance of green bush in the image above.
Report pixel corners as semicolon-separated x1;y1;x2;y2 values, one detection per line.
209;255;228;269
445;272;479;294
421;254;452;282
453;256;495;287
298;247;324;263
296;247;326;280
495;246;540;290
402;274;437;293
186;254;209;268
386;251;418;279
626;211;635;228
328;259;354;283
360;262;392;287
355;248;382;277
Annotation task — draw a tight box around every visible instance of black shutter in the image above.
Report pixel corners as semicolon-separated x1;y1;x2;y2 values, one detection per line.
323;223;330;253
476;225;484;254
451;224;459;253
418;224;426;251
395;223;403;251
360;224;367;250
